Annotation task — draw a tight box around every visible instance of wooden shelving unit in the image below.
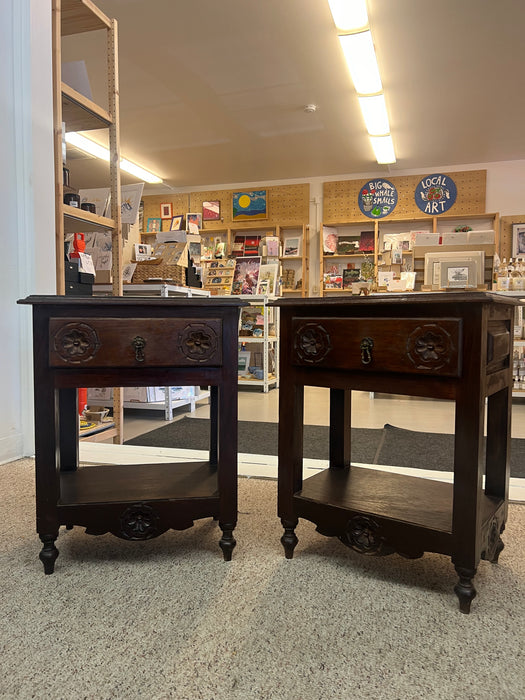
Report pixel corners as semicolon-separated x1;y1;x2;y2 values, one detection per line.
278;224;309;297
319;213;500;296
52;0;124;441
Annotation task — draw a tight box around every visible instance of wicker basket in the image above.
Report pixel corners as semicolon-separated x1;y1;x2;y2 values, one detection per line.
132;259;186;286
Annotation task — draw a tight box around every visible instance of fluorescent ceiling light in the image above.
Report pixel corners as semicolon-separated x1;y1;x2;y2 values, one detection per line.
327;0;368;31
338;31;382;95
358;94;390;136
369;135;396;164
65;132;163;184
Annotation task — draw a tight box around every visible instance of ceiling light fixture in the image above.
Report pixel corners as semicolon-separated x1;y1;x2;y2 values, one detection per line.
369;135;396;164
327;0;396;164
357;94;390;136
327;0;368;31
65;132;163;184
338;31;382;95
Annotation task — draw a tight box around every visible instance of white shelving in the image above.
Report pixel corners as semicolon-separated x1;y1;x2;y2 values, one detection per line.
237;295;279;392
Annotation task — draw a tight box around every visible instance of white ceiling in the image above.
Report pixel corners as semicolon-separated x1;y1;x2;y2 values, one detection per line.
61;0;525;194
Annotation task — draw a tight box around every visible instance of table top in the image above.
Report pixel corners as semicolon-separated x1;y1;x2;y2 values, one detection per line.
18;294;249;308
273;291;520;308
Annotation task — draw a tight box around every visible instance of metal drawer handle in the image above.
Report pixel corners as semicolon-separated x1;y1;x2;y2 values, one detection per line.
360;337;374;365
132;336;146;362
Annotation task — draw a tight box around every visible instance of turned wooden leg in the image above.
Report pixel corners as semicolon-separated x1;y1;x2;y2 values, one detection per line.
218;523;236;561
39;533;59;575
281;519;298;559
454;566;477;614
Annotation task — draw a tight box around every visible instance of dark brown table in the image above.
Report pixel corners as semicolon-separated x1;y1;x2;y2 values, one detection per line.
274;292;516;613
18;295;247;574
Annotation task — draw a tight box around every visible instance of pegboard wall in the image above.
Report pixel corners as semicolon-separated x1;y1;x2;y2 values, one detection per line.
142;184;309;232
323;170;486;224
500;215;525;259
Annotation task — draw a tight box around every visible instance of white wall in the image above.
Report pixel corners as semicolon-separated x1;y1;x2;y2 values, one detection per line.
1;0;524;462
0;0;54;464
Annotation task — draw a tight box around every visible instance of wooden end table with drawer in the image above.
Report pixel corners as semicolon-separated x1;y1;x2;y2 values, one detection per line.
274;292;517;613
18;295;247;574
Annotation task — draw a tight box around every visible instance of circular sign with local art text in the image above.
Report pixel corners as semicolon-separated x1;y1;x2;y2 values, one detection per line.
414;173;457;214
358;179;398;219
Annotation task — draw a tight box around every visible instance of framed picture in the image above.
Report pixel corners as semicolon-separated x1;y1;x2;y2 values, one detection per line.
202;200;220;221
232;190;267;221
170;215;184;231
160;202;173;219
424;251;484;289
512;223;525;257
146;217;162;232
238;350;251;376
186;212;202;232
231;256;261;295
440;260;478;289
256;263;279;295
283;237;301;257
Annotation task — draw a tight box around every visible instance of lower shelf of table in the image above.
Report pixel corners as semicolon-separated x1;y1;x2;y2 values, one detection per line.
294;466;502;544
59;461;219;506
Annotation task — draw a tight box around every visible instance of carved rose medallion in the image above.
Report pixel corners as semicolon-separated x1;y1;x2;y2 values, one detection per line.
178;323;218;362
339;515;392;556
54;322;100;364
406;323;454;371
294;323;332;364
120;504;160;540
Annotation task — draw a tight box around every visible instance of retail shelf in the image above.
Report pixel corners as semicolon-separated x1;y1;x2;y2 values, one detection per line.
62;82;112;131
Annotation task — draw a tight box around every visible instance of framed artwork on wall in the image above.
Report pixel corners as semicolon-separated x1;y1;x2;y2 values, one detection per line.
146;217;161;232
202;200;220;221
170;215;184;231
186;213;202;232
232;190;267;221
512;223;525;257
160;202;173;219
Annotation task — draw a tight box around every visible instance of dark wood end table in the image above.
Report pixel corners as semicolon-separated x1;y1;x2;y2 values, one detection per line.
274;292;516;613
18;295;247;574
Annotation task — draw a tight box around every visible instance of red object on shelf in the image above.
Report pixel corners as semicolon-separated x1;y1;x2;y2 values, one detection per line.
70;232;86;258
78;388;87;416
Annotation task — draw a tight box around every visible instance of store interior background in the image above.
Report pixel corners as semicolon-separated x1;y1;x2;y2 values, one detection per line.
3;0;525;464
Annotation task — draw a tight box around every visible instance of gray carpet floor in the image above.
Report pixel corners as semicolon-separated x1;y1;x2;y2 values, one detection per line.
126;417;525;478
2;458;524;699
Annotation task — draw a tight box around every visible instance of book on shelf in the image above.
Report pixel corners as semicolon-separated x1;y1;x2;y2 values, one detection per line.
283;237;301;257
359;230;375;253
337;235;360;255
265;236;280;257
323;226;338;254
323;273;343;289
342;268;360;289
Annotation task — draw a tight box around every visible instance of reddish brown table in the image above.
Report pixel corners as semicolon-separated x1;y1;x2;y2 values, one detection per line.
275;292;516;613
19;295;246;574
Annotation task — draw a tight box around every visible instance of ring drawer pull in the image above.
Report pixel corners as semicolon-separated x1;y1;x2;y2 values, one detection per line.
360;337;374;365
132;336;147;362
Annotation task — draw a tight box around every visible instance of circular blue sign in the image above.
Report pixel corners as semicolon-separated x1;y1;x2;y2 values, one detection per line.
415;173;457;214
358;179;398;219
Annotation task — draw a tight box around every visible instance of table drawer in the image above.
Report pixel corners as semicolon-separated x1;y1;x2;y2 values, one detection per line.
291;317;462;377
49;317;222;367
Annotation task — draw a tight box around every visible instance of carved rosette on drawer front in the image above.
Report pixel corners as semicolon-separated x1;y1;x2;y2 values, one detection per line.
406;323;454;372
178;322;219;363
294;322;332;364
54;322;100;364
120;504;160;540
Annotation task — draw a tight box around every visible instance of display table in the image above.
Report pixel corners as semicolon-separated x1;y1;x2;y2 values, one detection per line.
274;292;516;613
19;295;247;574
